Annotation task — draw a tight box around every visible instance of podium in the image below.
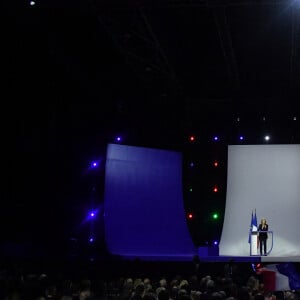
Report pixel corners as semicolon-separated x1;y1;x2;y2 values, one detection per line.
250;232;258;255
250;231;274;256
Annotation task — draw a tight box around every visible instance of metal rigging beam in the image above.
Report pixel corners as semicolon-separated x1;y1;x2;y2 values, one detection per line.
211;5;240;92
96;5;180;94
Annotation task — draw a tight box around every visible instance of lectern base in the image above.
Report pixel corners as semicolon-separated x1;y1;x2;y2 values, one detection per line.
250;233;258;256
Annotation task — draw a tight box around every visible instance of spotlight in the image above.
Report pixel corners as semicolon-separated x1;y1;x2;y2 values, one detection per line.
213;186;218;193
116;136;122;142
264;135;270;141
213;241;218;245
214;161;218;167
213;136;219;141
189;187;193;192
239;136;244;141
188;213;193;219
293;116;297;121
90;212;95;218
29;0;35;5
89;238;94;243
237;117;240;122
91;162;98;168
189;136;195;142
212;213;219;219
190;162;195;167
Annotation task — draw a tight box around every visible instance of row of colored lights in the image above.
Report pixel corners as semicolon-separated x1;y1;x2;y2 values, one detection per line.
187;212;219;220
187;155;220;221
86;133;275;151
189;161;219;167
189;186;219;192
187;137;222;240
86;134;276;153
189;135;273;142
86;209;221;243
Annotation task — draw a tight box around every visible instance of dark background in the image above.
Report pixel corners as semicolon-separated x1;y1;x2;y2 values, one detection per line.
2;0;300;256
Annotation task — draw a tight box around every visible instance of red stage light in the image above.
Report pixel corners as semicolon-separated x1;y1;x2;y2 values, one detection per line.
188;213;193;219
189;136;195;142
213;186;218;193
214;161;218;167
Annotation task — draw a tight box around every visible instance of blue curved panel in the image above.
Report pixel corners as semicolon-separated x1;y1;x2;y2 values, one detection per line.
104;144;196;259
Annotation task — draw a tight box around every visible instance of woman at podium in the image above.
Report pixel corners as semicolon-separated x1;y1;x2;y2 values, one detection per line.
258;218;268;256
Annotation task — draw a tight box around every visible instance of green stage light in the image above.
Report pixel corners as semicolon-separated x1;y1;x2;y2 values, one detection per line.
212;213;219;220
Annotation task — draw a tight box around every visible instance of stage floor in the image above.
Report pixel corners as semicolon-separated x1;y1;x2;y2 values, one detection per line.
200;256;300;263
120;254;300;263
261;256;300;262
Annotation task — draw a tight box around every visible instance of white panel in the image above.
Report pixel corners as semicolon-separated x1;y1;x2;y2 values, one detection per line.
219;145;300;257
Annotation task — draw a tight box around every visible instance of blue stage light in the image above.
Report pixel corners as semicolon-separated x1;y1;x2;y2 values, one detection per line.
91;162;98;168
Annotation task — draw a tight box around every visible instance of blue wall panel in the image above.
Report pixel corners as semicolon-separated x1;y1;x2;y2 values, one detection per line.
104;144;196;258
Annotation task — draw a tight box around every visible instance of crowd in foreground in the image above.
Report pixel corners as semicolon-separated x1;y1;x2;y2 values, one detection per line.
0;264;299;300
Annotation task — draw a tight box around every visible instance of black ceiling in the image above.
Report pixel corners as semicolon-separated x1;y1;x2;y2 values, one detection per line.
4;0;300;110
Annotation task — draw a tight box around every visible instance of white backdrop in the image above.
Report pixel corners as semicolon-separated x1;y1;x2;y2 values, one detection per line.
219;145;300;257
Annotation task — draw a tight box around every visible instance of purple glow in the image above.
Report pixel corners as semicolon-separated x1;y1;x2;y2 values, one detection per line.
213;136;218;141
91;162;98;168
116;136;121;142
239;136;244;141
89;238;94;243
190;162;195;167
90;212;95;217
213;241;218;245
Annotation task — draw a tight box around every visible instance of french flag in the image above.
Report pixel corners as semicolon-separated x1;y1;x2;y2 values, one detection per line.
257;263;300;291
